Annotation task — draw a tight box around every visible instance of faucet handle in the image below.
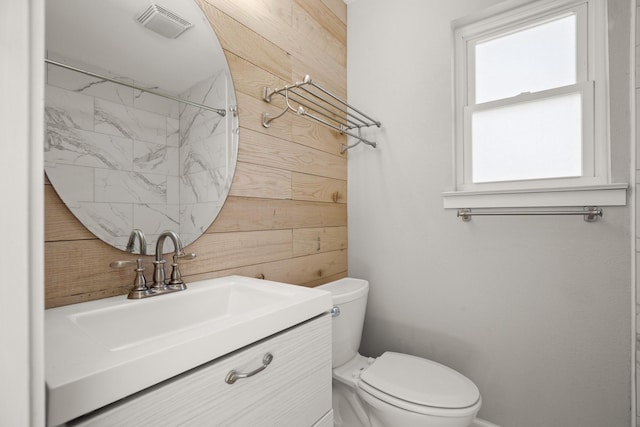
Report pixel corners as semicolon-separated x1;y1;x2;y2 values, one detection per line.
110;259;149;299
174;252;197;262
167;252;197;290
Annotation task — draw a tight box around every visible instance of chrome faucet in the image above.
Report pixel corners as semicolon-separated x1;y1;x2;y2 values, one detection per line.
111;230;195;299
110;258;148;299
151;230;196;291
125;229;147;255
110;229;150;299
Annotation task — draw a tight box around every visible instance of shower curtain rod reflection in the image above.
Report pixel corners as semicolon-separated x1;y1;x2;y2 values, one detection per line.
456;207;603;222
45;59;227;117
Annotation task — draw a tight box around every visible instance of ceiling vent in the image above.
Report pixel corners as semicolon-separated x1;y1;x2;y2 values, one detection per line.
136;3;193;39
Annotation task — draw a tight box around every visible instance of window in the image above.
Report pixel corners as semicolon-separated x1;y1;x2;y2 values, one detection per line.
444;0;626;208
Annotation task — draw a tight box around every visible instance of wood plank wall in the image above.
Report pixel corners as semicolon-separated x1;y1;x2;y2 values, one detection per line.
44;0;348;308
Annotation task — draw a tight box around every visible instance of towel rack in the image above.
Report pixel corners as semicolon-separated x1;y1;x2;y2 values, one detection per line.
456;207;603;222
262;75;381;154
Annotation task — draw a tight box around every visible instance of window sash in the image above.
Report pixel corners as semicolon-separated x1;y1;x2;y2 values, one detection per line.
460;81;596;191
466;2;588;106
447;0;620;208
453;0;601;193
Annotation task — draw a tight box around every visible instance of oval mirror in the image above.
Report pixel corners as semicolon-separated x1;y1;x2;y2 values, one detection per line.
44;0;238;253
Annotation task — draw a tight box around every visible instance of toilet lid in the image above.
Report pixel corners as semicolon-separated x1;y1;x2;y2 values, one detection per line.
359;352;480;409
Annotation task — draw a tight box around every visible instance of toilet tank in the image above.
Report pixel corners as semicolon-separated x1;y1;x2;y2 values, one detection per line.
317;278;369;367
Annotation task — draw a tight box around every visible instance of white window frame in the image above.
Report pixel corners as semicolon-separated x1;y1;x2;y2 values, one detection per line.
443;0;627;209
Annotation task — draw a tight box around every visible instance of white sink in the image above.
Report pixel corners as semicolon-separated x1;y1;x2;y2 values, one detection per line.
45;275;332;426
70;280;288;351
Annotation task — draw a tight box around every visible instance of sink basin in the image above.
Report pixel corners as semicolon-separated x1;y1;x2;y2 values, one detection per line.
45;275;332;426
70;280;289;351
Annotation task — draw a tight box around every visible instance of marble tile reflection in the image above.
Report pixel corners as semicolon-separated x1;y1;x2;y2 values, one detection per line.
179;72;227;145
180;168;230;204
95;170;166;204
47;63;134;106
167;117;180;147
180;132;227;175
180;202;223;236
45;165;95;206
46;85;94;131
133;204;179;236
46;125;132;170
133;89;180;119
70;202;133;239
133;141;179;176
95;98;167;143
45;62;236;252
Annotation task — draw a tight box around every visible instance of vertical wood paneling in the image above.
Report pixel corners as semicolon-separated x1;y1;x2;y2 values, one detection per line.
44;0;347;307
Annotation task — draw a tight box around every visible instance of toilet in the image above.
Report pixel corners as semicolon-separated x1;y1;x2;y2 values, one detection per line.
318;278;481;427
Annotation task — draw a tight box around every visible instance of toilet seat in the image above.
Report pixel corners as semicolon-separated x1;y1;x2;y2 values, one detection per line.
358;352;480;415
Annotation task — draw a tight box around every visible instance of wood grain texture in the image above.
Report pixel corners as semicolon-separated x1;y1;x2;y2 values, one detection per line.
226;51;288;99
292;173;347;203
230;162;292;199
321;0;347;25
293;1;346;68
239;127;347;180
45;0;348;307
200;0;297;56
237;91;293;140
198;0;292;82
183;250;348;286
295;0;347;46
69;315;332;427
293;226;347;256
210;197;347;232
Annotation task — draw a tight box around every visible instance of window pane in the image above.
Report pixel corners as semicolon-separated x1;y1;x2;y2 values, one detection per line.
475;15;577;104
471;93;582;183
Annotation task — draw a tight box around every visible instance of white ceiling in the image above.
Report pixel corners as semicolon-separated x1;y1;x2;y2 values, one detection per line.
46;0;227;95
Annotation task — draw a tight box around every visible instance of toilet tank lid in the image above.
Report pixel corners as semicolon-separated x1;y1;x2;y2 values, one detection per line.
317;278;369;304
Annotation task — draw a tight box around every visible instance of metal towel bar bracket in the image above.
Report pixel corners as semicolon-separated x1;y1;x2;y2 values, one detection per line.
457;207;603;222
262;75;381;153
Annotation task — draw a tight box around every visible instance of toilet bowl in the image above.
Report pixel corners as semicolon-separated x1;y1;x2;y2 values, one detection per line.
318;278;481;427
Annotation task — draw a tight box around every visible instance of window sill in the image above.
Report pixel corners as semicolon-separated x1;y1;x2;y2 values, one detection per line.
442;183;628;209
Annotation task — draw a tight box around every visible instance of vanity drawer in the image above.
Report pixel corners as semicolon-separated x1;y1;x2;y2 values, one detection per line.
67;314;332;427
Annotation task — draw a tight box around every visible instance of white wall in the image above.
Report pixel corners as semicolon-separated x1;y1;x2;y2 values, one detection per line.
347;1;633;426
0;0;45;425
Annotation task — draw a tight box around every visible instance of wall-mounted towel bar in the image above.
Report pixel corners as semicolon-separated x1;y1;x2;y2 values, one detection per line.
262;75;381;154
457;207;603;222
45;59;227;117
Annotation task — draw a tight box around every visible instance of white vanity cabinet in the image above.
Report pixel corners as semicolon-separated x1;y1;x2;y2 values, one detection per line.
66;314;332;427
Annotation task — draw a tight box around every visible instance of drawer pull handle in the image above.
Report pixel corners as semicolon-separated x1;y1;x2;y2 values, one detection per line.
225;352;273;384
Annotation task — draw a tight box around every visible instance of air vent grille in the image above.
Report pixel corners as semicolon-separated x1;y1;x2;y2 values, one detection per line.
136;4;193;39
